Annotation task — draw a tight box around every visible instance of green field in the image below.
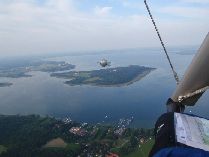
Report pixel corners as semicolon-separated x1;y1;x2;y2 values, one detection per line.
0;145;7;155
123;139;154;157
66;143;80;151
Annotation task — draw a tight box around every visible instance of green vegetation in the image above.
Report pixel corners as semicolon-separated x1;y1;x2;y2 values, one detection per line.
66;143;81;153
0;115;154;157
123;139;154;157
31;61;75;73
51;65;155;87
0;145;7;155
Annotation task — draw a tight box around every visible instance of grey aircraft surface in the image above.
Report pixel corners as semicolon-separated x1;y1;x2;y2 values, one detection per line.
98;59;111;67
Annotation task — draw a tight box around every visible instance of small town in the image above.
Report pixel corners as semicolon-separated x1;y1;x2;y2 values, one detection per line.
56;116;154;157
0;115;154;157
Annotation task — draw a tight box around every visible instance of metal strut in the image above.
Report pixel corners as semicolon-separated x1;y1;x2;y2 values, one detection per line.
178;86;209;102
144;0;179;84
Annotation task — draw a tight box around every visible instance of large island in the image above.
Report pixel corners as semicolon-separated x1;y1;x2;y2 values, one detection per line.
51;65;156;87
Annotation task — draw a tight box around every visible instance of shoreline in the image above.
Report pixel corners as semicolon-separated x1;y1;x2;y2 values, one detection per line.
64;68;156;87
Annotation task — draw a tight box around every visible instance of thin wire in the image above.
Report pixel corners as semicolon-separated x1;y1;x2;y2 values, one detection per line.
144;0;179;84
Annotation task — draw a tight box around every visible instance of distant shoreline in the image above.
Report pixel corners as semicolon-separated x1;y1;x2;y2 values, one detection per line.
0;60;75;79
0;82;13;87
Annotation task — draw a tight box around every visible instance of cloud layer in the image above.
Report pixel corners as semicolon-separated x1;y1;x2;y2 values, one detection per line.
0;0;208;56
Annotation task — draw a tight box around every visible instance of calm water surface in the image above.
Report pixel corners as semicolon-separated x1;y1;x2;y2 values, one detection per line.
0;48;208;128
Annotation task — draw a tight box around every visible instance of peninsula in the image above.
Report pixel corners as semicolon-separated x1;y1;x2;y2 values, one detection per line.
0;82;12;87
51;65;156;87
0;61;75;78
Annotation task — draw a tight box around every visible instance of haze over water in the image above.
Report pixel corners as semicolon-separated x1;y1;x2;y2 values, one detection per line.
0;47;208;128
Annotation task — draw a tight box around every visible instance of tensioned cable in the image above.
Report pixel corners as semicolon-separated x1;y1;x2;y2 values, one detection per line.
144;0;180;84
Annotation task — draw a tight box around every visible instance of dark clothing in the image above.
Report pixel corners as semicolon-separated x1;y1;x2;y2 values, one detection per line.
149;113;176;157
149;112;209;157
154;147;209;157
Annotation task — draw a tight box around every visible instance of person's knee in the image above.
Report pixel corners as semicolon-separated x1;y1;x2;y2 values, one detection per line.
149;113;175;157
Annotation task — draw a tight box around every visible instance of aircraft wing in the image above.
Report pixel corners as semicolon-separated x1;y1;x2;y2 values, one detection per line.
171;33;209;107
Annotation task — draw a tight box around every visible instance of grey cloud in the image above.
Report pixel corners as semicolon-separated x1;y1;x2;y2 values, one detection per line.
0;0;208;56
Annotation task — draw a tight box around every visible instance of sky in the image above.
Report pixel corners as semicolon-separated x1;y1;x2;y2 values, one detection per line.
0;0;209;56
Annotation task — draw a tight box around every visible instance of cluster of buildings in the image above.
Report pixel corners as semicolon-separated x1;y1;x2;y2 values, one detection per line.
69;127;87;137
114;127;125;136
114;116;134;136
62;117;72;124
118;116;134;127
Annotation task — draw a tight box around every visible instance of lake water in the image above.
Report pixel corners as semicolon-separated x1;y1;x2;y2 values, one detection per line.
0;47;209;128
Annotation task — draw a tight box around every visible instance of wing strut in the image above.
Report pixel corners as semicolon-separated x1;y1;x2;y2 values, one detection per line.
144;0;179;84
